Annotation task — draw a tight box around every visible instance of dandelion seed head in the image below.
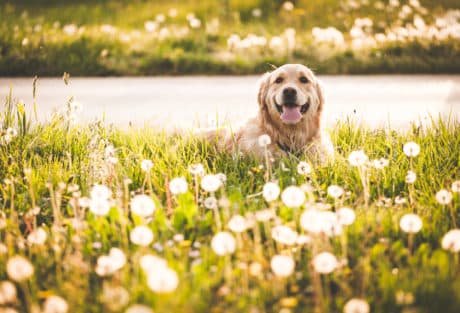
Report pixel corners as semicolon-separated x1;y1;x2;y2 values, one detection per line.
282;1;294;11
348;150;368;166
297;161;311;175
130;226;154;247
255;208;276;222
403;142;420;157
441;229;460;253
43;295;68;313
399;213;422;233
201;174;222;192
343;298;370;313
125;304;154;313
0;280;17;305
140;254;168;273
228;215;247;233
90;184;111;201
436;189;453;205
27;227;47;245
271;225;298;245
372;158;389;169
327;185;344;198
140;159;153;172
204;196;218;209
405;170;417;184
131;195;155;217
147;267;179;293
6;256;34;282
313;252;337;274
211;231;236;256
337;207;356;226
270;255;295;277
263;182;280;202
258;134;271;147
452;181;460;193
281;186;305;208
89;198;110;216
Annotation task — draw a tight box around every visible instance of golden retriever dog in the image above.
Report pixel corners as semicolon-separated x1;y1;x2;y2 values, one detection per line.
206;64;333;161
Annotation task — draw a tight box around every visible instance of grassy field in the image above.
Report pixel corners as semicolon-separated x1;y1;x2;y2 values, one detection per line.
1;0;460;76
0;85;460;313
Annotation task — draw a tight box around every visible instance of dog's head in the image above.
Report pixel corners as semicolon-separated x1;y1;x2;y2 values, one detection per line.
257;64;324;126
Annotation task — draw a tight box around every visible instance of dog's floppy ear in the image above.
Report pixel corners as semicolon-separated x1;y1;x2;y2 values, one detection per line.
257;72;271;111
315;78;325;113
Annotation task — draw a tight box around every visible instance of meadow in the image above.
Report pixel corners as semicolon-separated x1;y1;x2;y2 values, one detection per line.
0;83;460;313
1;0;460;76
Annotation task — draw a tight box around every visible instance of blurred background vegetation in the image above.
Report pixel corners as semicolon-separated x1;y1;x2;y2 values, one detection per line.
1;0;460;76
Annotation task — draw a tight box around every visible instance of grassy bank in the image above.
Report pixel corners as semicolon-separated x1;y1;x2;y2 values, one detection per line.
1;0;460;76
0;86;460;312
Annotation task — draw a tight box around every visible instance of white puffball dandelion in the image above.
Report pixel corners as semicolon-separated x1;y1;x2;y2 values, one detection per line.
300;210;342;236
169;177;188;195
211;231;236;256
263;182;280;202
258;134;271;147
282;1;294;11
348;150;368;166
312;252;338;274
270;255;295;277
441;229;460;253
271;225;298;245
405;170;416;184
228;215;247;233
201;174;222;192
297;161;311;175
327;185;344;198
281;186;305;208
131;195;155;217
399;213;422;233
130;226;154;247
147;267;179;293
89;199;111;216
140;254;168;273
125;304;154;313
43;295;68;313
343;298;370;313
27;227;47;245
6;256;34;282
95;248;126;276
188;163;205;176
140;159;153;172
90;184;111;200
403;142;420;157
0;280;17;304
452;181;460;193
372;158;389;169
204;196;218;209
436;189;453;205
337;207;356;226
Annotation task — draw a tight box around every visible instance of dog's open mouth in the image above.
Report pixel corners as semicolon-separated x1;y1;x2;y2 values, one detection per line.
275;100;310;124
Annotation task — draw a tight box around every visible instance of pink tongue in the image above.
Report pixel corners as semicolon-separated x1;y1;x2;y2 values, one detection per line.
281;106;302;123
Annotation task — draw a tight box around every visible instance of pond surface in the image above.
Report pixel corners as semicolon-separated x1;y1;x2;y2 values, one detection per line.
1;75;459;130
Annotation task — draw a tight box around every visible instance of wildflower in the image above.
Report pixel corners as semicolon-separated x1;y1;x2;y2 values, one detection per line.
201;174;222;192
255;209;276;222
6;128;17;138
101;284;129;311
270;255;295;277
126;304;154;313
188;163;205;176
63;24;78;35
436;189;453;205
6;256;34;282
271;225;298;245
43;295;68;313
216;173;227;183
95;248;126;276
441;229;460;253
211;232;236;256
297;161;311;175
90;184;111;200
452;181;460;193
140;254;168;272
0;281;16;304
405;170;417;184
372;158;389;169
399;214;422;233
296;234;312;245
343;298;370;313
300;210;342;236
89;199;110;216
228;215;247;233
263;182;280;202
403;142;420;157
168;8;178;18
144;21;158;32
131;195;155;217
348;150;368;166
258;134;271;147
147;267;179;293
327;185;344;198
252;8;262;18
204;196;218;209
130;226;154;247
312;252;338;274
394;196;407;205
140;159;153;172
282;1;294;11
281;186;305;208
27;227;47;245
337;207;356;226
189;18;201;29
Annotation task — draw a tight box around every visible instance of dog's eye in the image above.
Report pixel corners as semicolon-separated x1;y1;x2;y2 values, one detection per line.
299;76;309;83
275;77;283;84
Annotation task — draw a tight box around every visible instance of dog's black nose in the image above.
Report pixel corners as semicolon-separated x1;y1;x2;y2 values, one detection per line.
283;87;297;98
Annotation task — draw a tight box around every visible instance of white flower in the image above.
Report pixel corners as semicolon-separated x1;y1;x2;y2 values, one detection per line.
140;254;168;273
403;142;420;157
90;184;111;200
27;227;47;245
144;21;158;32
263;182;280;202
399;214;422;233
201;174;222;192
0;281;17;304
255;209;276;222
89;199;110;216
252;8;262;18
313;252;337;274
211;231;236;256
147;267;179;293
300;210;342;236
6;128;17;137
337;207;356;226
282;1;294;11
348;150;368;166
270;255;295;277
43;295;68;313
6;256;34;282
405;170;416;184
271;225;298;245
297;161;311;175
372;158;389;169
436;189;453;205
452;181;460;193
95;248;126;276
141;159;153;172
169;177;188;195
131;195;155;217
189;18;201;28
296;234;312;245
125;304;154;313
258;134;271;147
343;298;370;313
441;229;460;253
281;186;305;208
130;226;154;246
228;215;247;233
204;196;218;209
188;163;205;176
327;185;344;198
